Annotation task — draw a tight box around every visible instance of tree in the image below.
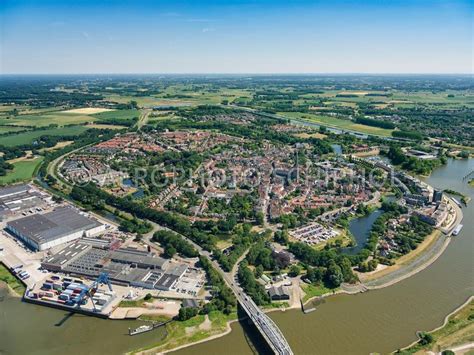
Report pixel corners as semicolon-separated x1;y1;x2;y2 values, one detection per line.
306;266;325;284
288;264;300;277
164;246;177;258
274;230;289;245
255;265;264;278
418;332;433;345
144;293;153;301
256;212;265;226
325;261;344;288
178;307;198;321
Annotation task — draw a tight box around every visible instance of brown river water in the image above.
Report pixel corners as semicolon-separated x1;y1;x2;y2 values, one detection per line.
1;158;473;355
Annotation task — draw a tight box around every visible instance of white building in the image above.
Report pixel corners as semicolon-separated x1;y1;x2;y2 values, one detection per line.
6;206;105;251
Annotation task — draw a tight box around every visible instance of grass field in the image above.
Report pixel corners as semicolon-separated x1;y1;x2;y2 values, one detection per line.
0;126;30;134
278;112;394;137
133;311;237;354
302;283;333;302
0;156;43;184
0;113;97;127
0;126;89;146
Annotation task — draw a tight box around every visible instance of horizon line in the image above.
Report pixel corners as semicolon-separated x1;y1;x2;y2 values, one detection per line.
1;72;472;76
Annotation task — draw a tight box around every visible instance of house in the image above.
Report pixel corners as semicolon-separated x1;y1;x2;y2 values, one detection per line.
268;285;290;301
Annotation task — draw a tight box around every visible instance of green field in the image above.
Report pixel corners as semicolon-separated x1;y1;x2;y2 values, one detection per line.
0;126;30;134
104;86;252;108
0;112;97;127
302;283;333;302
0;156;44;184
0;126;89;146
278;112;394;137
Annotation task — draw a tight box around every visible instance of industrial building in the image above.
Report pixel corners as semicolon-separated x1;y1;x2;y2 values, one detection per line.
0;184;50;218
6;206;105;251
41;239;189;291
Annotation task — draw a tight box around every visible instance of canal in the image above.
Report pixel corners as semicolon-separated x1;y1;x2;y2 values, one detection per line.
0;158;472;354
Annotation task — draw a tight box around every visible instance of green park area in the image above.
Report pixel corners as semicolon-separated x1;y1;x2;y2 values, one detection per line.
133;311;237;354
301;283;334;302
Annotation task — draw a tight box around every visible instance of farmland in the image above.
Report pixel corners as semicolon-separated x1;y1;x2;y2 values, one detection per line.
0;126;29;134
0;156;44;184
91;108;139;121
0;126;89;146
278;111;395;137
0;112;97;127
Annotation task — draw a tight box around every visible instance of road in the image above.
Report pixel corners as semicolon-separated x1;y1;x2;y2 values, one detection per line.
41;125;292;354
129;218;293;354
136;109;151;130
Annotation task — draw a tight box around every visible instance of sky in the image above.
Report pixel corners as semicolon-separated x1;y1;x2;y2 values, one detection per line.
0;0;472;74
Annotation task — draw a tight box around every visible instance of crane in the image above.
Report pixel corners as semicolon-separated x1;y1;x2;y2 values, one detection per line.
75;272;113;312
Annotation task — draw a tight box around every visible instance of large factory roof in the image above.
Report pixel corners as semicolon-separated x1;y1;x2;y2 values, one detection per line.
7;206;102;245
110;249;168;269
0;184;30;198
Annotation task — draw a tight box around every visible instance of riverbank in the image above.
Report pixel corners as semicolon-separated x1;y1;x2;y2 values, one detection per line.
398;296;474;354
0;262;25;296
359;229;443;285
300;227;452;308
153;207;460;354
131;311;238;355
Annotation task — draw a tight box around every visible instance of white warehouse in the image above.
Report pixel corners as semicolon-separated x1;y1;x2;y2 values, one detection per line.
6;206;105;251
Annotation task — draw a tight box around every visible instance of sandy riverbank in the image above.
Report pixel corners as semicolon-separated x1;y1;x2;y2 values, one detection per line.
159;318;238;355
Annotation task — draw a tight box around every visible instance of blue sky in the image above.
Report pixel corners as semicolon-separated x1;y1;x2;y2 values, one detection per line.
0;0;472;74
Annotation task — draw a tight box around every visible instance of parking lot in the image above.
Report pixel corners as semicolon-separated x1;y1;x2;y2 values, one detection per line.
172;268;206;297
0;229;45;288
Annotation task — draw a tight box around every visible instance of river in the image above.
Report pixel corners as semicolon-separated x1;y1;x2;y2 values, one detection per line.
0;158;472;355
175;158;474;355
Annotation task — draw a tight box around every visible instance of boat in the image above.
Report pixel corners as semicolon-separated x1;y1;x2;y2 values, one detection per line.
452;224;463;236
128;320;170;336
129;324;153;336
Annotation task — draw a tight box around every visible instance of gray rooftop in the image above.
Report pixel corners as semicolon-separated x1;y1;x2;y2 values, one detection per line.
7;206;102;245
110;249;167;269
0;184;30;198
268;285;290;298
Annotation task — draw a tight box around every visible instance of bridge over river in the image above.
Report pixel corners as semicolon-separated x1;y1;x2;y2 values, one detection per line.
144;222;294;355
